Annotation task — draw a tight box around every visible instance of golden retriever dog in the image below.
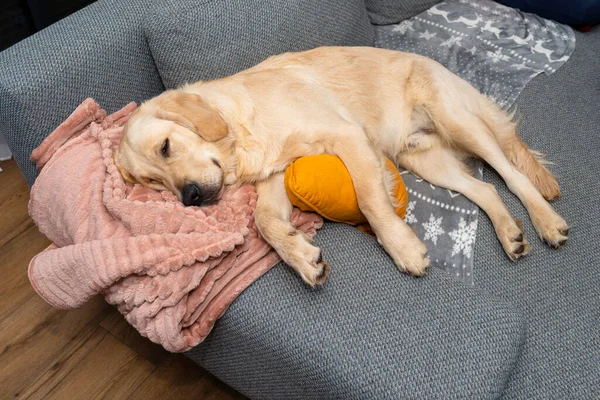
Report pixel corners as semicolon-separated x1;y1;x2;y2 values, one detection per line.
116;46;569;286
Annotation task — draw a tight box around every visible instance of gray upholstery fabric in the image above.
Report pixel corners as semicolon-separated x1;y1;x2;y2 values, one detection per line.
187;223;525;399
365;0;442;25
472;27;600;400
0;0;164;186
144;0;375;89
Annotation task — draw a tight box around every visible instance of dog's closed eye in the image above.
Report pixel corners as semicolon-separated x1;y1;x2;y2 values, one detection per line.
144;177;166;190
160;138;170;157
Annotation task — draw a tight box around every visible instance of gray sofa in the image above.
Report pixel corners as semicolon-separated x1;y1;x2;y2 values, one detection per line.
1;0;598;398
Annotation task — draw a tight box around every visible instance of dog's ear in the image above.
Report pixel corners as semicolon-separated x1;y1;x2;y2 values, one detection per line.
154;91;228;142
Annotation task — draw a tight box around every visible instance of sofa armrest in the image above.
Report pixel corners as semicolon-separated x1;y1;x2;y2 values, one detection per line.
0;0;164;186
187;223;525;399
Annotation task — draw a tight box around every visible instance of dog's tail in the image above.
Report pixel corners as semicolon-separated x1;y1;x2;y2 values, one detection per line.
480;103;560;200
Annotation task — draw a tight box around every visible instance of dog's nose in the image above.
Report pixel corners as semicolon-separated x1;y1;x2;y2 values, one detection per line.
182;183;203;206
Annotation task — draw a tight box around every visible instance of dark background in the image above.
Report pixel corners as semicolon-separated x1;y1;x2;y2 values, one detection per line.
1;0;96;51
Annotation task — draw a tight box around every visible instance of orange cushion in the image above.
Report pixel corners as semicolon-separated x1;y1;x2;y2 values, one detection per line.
284;155;408;231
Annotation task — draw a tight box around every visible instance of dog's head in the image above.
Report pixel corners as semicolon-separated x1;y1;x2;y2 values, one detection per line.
116;90;231;206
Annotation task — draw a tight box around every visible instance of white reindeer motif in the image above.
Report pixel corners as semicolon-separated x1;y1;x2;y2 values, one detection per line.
507;33;533;45
428;5;483;28
550;55;569;63
427;4;452;23
531;39;555;62
455;14;483;28
481;21;503;39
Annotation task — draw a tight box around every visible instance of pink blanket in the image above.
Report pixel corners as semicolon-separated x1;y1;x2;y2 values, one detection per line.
28;99;322;352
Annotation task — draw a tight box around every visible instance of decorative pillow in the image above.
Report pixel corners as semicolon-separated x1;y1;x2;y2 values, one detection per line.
144;0;375;89
365;0;443;25
284;155;408;232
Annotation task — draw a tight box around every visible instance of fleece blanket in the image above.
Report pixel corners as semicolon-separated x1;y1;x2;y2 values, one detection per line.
28;99;322;352
375;0;575;284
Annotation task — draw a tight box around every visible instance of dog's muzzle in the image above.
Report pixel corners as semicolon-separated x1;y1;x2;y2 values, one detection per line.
181;183;220;207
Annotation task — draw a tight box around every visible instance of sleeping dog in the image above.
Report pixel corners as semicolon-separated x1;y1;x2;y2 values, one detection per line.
116;46;569;286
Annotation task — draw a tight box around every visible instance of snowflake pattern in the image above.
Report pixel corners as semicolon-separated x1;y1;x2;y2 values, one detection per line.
448;217;478;258
418;30;437;40
392;20;414;34
422;214;445;245
466;46;477;55
404;200;418;224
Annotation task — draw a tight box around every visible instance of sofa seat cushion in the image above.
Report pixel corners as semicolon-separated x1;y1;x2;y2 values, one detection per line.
472;27;600;399
187;223;525;399
144;0;375;89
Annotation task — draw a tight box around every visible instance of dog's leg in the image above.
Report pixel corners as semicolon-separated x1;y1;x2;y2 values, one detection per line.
474;102;561;200
470;138;568;248
255;173;329;286
434;110;569;248
332;133;430;276
401;147;530;260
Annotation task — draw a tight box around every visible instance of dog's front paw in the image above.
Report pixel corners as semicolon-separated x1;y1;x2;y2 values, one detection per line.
284;236;329;287
380;228;430;277
396;238;430;277
295;250;330;287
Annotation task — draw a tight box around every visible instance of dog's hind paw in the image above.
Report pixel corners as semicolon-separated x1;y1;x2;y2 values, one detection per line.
531;209;569;249
498;219;531;261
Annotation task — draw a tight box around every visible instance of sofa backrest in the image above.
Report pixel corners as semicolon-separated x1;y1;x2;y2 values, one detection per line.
0;0;373;185
365;0;442;25
144;0;375;89
0;0;165;186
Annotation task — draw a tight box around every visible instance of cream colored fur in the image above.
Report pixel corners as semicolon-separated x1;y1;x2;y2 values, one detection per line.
117;46;569;286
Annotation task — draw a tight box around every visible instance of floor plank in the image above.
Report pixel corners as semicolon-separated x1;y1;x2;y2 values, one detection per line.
18;326;114;399
0;159;32;248
100;308;172;367
27;328;154;400
101;307;245;400
0;295;112;398
0;157;246;399
130;355;246;400
0;224;51;316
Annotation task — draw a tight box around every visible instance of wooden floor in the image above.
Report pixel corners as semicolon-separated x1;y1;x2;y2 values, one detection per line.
0;158;245;400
